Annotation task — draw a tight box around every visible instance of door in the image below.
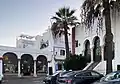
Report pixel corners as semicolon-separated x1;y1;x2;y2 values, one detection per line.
74;72;91;84
89;71;102;83
49;67;53;75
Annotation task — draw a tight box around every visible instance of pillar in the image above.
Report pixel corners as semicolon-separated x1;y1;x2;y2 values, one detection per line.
33;60;37;77
18;59;21;77
72;27;75;54
0;57;3;78
62;61;64;70
90;45;94;62
101;45;104;61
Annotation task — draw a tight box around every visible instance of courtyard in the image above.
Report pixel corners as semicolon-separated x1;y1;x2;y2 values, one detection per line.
2;73;46;84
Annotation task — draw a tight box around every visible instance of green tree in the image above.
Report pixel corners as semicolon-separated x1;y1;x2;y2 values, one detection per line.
64;54;87;71
81;0;120;74
51;7;80;57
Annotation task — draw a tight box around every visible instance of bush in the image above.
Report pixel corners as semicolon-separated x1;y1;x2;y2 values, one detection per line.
64;54;87;71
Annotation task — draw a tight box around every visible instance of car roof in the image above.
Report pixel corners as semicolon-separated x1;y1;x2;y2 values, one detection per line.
108;70;120;74
72;70;101;75
114;71;120;73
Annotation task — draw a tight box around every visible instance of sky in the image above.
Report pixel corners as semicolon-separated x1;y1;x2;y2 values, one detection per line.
0;0;83;47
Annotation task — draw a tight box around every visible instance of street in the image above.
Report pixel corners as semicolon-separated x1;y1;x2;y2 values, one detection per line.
2;74;46;84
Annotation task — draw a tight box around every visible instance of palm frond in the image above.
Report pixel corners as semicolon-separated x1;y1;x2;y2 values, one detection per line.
68;22;80;27
51;22;58;30
51;16;61;21
59;7;66;17
56;12;62;18
51;7;79;37
59;30;65;37
67;16;78;22
67;9;76;17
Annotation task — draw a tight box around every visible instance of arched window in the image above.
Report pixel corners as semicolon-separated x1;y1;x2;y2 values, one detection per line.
93;36;101;62
84;40;91;62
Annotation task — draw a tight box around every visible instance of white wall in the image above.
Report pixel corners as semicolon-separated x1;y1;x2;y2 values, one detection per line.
75;10;120;72
75;17;106;56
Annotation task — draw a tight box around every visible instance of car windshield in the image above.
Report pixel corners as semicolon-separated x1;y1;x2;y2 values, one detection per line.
61;71;75;77
58;71;71;77
52;72;60;76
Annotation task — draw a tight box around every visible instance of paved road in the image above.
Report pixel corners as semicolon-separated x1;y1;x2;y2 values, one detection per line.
2;74;46;84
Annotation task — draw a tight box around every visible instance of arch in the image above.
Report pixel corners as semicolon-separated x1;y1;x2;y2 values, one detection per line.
21;54;34;75
84;40;91;63
92;36;101;45
93;36;102;62
83;39;90;50
36;55;47;73
2;52;18;73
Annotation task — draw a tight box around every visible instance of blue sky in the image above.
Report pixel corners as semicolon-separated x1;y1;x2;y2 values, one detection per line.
0;0;83;47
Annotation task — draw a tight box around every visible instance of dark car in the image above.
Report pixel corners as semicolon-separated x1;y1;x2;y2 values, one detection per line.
43;71;71;84
56;70;103;84
93;71;120;84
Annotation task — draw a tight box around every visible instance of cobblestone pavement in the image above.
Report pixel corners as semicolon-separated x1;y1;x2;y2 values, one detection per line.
2;73;46;84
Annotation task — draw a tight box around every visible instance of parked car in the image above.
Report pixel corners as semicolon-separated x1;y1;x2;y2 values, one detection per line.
43;71;72;84
93;71;120;84
56;70;103;84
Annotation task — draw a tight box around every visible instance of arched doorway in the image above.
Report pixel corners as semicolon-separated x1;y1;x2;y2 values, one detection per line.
36;55;47;73
21;54;33;75
3;52;18;73
84;40;91;63
93;36;101;62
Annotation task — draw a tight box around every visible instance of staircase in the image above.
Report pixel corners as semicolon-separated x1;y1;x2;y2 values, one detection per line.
86;61;100;70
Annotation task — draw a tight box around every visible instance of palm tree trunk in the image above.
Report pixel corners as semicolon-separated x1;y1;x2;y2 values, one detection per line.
64;21;70;58
103;0;114;74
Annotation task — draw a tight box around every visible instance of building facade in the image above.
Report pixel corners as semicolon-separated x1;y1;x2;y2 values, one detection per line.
72;7;120;75
0;28;71;77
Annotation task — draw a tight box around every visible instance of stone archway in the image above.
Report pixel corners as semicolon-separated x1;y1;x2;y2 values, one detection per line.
84;40;91;63
3;52;18;74
21;54;33;76
36;55;47;73
93;36;101;62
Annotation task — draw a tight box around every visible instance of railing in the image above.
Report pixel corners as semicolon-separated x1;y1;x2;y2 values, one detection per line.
87;61;100;70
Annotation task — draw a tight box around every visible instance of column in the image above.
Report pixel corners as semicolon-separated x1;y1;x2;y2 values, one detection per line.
72;27;75;54
101;45;104;61
82;49;85;58
90;45;94;62
33;60;37;77
18;59;21;77
0;57;3;78
62;62;64;71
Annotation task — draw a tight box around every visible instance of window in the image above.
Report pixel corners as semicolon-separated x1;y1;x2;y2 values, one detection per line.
60;50;65;55
75;40;78;47
76;72;91;77
91;71;100;77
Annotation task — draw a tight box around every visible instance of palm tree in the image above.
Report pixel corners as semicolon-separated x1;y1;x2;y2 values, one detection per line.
51;7;80;58
81;0;120;74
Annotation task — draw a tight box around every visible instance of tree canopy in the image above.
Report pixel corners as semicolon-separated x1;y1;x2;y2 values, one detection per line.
51;7;80;37
64;54;87;71
81;0;120;29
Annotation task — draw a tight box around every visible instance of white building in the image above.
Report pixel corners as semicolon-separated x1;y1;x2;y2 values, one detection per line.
72;6;120;75
0;28;71;77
